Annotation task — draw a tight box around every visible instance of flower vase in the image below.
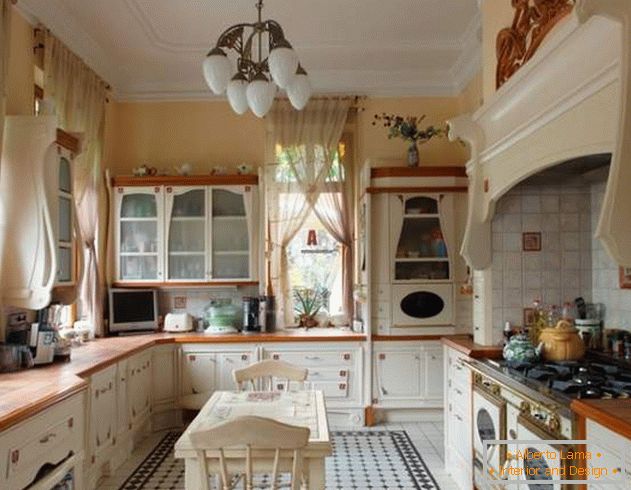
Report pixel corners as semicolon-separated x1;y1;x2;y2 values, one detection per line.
407;142;419;167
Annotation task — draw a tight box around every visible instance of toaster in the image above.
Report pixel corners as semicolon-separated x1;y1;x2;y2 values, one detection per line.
164;313;194;332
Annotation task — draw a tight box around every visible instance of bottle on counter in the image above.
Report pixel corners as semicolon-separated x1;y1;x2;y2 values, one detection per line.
503;321;514;345
561;302;575;323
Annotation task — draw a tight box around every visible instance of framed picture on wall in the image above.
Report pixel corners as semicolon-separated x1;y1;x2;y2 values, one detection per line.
620;267;631;289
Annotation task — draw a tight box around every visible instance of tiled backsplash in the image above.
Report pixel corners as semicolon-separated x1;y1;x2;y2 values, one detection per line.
491;182;593;332
591;182;631;330
158;286;259;329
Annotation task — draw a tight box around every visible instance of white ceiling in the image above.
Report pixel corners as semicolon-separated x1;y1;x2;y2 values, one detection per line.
18;0;481;100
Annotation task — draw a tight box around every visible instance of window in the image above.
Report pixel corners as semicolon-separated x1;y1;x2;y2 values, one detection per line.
286;211;343;318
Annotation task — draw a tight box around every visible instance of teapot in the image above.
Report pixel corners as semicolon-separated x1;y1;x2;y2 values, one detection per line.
538;320;585;361
503;333;542;363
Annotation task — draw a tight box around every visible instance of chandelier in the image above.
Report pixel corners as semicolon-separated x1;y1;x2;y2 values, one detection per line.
202;0;311;117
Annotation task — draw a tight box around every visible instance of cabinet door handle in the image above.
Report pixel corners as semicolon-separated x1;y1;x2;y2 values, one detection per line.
455;414;463;422
339;383;347;390
381;386;388;395
39;432;56;444
241;354;248;361
339;370;347;377
272;354;280;360
378;353;386;360
455;388;463;395
11;450;19;464
343;353;351;361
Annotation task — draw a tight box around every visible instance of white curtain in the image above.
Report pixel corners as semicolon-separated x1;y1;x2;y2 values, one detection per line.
0;0;12;171
265;98;351;326
44;31;108;336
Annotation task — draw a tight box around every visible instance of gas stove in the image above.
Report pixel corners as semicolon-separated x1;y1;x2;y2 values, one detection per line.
503;359;631;400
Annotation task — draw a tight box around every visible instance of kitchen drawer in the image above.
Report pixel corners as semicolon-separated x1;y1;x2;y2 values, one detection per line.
447;381;469;408
266;350;355;366
0;393;84;490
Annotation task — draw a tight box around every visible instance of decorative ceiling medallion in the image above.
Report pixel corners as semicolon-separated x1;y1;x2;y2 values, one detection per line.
496;0;575;89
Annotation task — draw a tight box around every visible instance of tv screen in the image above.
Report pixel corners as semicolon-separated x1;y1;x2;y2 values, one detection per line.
109;289;157;332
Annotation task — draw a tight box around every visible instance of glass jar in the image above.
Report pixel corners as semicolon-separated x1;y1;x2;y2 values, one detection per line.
204;299;239;333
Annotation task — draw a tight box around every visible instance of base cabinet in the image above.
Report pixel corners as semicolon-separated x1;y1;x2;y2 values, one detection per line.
88;366;117;468
443;344;473;490
128;351;152;427
372;341;443;408
586;420;631;488
0;393;85;490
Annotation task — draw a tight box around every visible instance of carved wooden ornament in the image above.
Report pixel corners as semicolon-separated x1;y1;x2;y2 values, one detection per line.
496;0;575;89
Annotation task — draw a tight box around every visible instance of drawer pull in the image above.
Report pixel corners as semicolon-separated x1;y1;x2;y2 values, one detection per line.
339;370;347;377
96;436;101;447
380;386;388;395
455;388;463;395
378;353;386;360
343;353;351;361
241;354;248;361
339;383;347;390
39;432;56;444
305;356;321;361
311;372;320;376
272;354;279;360
68;417;74;428
189;355;196;361
11;450;19;464
455;414;463;422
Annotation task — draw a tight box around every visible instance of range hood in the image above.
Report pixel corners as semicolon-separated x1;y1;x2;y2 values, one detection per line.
449;1;631;270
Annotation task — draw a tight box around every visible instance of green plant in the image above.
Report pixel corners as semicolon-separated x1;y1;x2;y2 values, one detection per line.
292;286;329;319
372;113;446;144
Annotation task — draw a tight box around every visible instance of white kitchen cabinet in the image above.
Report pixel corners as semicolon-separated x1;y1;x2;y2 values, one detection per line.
88;365;117;467
586;419;631;488
0;392;85;490
128;351;152;427
443;344;473;490
165;186;208;281
180;345;257;399
114;186;165;282
113;181;259;284
372;341;443;408
152;345;177;404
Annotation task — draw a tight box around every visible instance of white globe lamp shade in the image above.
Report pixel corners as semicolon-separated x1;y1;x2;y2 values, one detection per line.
287;66;311;110
246;75;277;118
226;74;249;115
268;44;299;89
202;48;232;94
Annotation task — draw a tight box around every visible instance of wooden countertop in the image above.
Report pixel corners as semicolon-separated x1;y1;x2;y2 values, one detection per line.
571;398;631;440
440;335;504;359
0;329;365;432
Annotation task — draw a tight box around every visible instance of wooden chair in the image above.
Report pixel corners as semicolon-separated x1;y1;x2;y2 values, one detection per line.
233;359;309;392
189;415;310;490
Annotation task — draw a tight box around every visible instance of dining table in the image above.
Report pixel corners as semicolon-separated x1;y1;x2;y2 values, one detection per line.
174;390;332;489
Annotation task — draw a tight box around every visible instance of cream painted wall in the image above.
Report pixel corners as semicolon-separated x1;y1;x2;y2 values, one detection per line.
104;91;479;175
6;7;34;116
104;100;266;175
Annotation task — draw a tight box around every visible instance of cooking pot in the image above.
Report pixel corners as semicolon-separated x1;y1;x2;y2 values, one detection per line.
538;320;586;361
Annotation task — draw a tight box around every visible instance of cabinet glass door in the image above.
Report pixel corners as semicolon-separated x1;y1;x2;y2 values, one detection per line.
167;188;206;280
119;192;160;280
57;157;73;283
393;196;449;281
211;189;249;279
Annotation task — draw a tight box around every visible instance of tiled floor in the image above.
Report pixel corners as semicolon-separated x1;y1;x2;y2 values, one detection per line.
97;421;458;489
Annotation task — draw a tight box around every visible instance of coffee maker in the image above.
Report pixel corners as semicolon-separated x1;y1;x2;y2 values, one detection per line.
242;296;261;333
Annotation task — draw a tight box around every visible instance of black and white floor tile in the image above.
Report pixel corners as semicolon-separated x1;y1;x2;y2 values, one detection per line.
98;423;457;490
115;430;439;490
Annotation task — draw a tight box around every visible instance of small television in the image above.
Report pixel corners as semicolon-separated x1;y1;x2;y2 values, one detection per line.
108;288;158;333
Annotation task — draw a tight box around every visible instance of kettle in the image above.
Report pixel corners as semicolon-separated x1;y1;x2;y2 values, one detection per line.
503;333;542;363
538;320;586;362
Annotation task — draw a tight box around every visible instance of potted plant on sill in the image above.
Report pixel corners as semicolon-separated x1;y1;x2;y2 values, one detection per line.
372;113;446;167
293;286;329;329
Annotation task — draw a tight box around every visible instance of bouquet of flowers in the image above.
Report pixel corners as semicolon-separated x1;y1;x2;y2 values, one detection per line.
372;113;445;143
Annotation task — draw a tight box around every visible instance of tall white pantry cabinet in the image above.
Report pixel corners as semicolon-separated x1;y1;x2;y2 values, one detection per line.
360;162;469;413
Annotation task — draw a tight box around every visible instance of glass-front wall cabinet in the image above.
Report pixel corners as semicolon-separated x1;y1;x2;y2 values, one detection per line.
390;195;451;282
166;187;207;280
57;155;74;284
114;184;255;283
211;188;250;279
116;187;164;281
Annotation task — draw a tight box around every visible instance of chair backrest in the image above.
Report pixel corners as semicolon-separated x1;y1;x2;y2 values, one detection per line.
189;415;310;490
233;359;308;392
